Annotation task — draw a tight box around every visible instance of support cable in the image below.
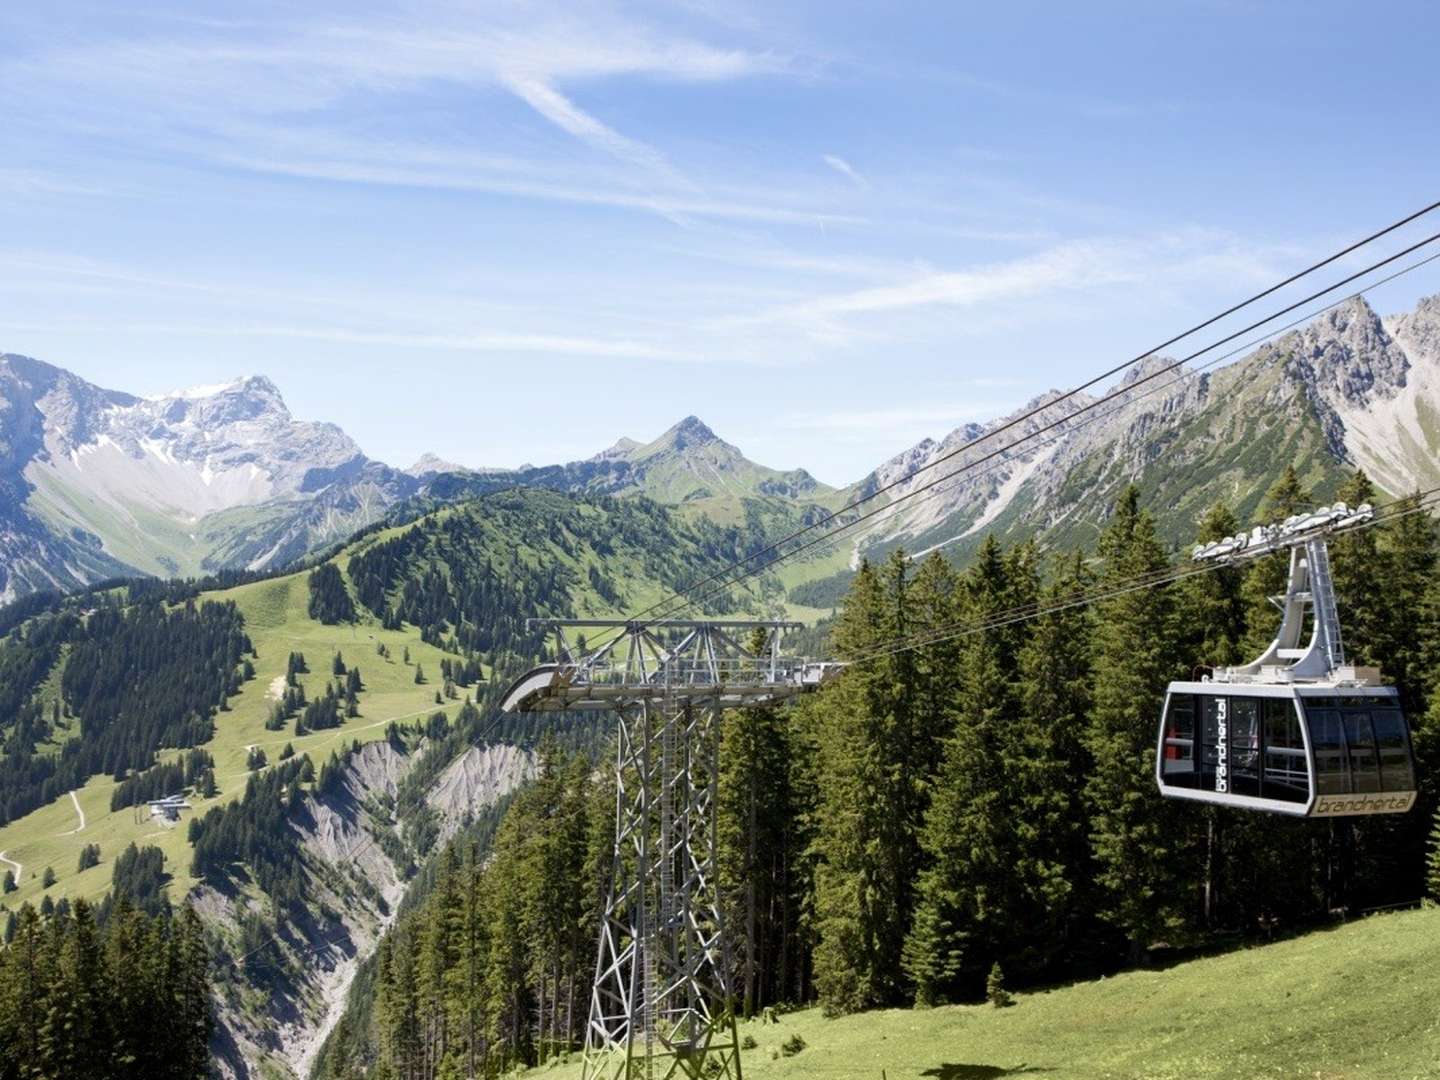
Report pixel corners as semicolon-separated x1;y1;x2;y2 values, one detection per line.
664;237;1440;623
846;491;1440;667
580;211;1440;652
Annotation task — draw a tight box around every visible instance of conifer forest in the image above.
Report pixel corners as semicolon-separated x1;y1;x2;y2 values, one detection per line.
311;472;1440;1078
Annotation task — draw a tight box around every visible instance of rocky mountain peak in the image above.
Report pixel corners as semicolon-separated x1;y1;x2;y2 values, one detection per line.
1281;295;1408;410
1119;355;1173;387
1386;292;1440;368
146;374;290;426
660;415;721;451
406;453;470;478
591;436;642;462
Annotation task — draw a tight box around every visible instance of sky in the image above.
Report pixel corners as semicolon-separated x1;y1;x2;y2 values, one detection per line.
3;1;1440;486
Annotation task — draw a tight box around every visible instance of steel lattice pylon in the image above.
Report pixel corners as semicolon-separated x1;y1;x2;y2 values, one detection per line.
501;620;839;1080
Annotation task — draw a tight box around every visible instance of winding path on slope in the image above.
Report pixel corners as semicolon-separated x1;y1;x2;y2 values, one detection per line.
59;790;86;836
0;850;21;885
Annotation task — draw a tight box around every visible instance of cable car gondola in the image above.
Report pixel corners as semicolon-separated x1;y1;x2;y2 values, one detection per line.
1156;505;1418;818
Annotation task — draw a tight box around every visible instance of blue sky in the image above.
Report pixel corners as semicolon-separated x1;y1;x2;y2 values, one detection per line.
3;1;1440;484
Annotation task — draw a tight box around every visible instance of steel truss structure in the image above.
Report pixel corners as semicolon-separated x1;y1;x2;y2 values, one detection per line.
501;620;838;1080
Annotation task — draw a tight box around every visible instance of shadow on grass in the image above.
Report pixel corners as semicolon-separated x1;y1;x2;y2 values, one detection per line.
920;1065;1050;1079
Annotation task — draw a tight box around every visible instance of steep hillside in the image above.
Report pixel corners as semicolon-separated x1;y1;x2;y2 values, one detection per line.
0;487;759;1078
518;907;1440;1080
844;294;1440;570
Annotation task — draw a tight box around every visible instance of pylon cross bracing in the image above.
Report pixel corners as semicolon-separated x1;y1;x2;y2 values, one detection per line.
501;619;839;1080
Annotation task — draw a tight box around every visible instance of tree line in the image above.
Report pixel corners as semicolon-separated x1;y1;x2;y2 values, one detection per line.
0;898;212;1079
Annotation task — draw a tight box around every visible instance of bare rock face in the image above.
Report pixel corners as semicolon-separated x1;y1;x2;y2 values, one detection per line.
427;743;537;844
1387;292;1440;368
208;738;535;1080
836;291;1440;562
405;452;472;478
0;356;419;597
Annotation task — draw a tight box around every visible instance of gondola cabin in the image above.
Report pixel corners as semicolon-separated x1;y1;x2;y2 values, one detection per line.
1155;505;1418;818
1155;681;1416;817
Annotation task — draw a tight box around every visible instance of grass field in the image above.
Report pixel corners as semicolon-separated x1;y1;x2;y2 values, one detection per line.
0;565;470;912
521;907;1440;1080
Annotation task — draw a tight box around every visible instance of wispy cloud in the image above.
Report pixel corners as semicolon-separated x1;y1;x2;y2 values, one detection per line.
728;231;1289;341
503;76;687;184
0;317;703;364
1;6;802;221
822;154;868;190
193;119;863;227
0;168;109;197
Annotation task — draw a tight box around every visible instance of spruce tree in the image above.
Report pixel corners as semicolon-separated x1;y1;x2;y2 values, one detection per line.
985;961;1012;1007
1329;471;1383;666
1374;490;1438;712
719;697;801;1016
810;551;927;1013
905;538;1016;1004
1011;550;1095;970
1180;502;1247;668
1241;467;1314;658
1084;486;1188;958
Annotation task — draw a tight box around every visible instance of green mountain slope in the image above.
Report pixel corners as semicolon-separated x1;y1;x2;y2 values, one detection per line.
522;907;1440;1080
0;487;766;1077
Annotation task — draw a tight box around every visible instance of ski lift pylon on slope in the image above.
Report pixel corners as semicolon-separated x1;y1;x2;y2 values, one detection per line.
1156;503;1418;818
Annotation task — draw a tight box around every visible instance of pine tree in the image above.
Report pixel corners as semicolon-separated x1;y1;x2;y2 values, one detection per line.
810;552;929;1013
985;961;1012;1007
1241;467;1315;658
1374;490;1438;711
905;538;1015;1004
1084;486;1189;959
1010;550;1095;970
718;625;810;1017
1329;471;1383;667
41;867;55;889
1181;503;1247;669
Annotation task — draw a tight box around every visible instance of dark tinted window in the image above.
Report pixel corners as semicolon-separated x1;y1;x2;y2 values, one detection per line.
1303;696;1414;797
1307;708;1348;795
1343;713;1381;793
1262;697;1308;803
1370;709;1415;793
1230;697;1261;797
1160;694;1196;788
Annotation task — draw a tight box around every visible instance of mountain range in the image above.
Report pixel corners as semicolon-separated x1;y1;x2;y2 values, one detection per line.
4;291;1440;604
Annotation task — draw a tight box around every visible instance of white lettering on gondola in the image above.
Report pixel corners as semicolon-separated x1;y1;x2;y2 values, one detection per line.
1215;698;1228;793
